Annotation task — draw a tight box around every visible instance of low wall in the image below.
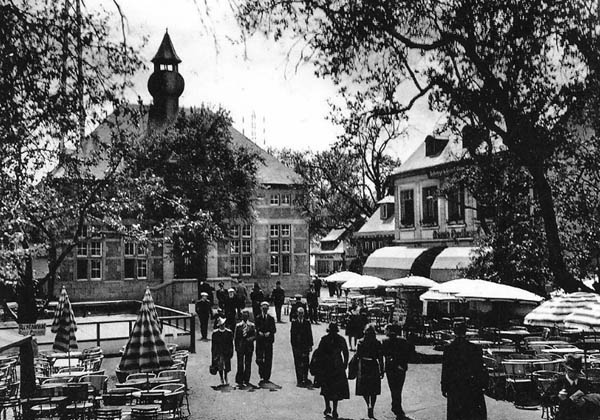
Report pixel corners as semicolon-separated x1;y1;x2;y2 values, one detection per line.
59;280;162;302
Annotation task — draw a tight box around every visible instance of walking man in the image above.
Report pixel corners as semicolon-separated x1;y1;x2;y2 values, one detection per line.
271;281;285;323
255;301;276;384
235;278;248;317
216;282;228;310
224;288;238;331
441;322;488;420
313;277;322;298
306;284;319;324
198;279;214;306
381;324;415;420
195;292;212;340
234;310;255;387
290;307;313;387
290;294;306;322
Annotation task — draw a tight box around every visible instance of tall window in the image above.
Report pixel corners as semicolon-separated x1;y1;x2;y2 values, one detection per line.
124;241;148;280
76;240;102;280
447;187;465;223
422;186;439;226
269;224;292;275
399;190;415;227
270;194;280;205
281;193;291;205
230;224;252;276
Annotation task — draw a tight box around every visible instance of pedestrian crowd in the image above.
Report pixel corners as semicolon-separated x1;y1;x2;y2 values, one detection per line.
196;278;418;420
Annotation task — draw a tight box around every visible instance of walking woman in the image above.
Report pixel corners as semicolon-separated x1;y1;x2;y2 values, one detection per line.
356;324;384;419
316;322;349;419
211;317;234;386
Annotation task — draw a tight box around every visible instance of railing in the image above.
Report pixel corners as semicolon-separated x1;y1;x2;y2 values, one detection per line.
0;300;195;355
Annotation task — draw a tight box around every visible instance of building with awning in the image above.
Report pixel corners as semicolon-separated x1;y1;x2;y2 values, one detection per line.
363;245;477;281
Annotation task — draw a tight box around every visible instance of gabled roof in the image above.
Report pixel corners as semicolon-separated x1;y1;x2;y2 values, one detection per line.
355;207;395;238
393;137;466;177
152;31;182;64
66;105;303;186
321;228;346;242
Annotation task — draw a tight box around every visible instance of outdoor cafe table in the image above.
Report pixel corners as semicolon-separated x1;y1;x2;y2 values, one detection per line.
115;377;180;390
52;358;82;369
541;347;585;355
51;370;90;380
48;352;83;360
131;389;171;400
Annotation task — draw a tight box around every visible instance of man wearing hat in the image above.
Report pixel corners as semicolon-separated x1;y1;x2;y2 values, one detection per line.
234;310;256;387
543;354;594;420
290;294;307;322
195;292;212;340
382;323;415;420
224;288;238;331
290;307;313;387
441;322;488;420
255;301;277;384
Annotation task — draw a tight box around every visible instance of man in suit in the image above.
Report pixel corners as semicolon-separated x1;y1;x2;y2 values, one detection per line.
382;324;415;420
290;307;313;387
543;354;597;420
271;281;285;323
195;292;212;340
223;288;238;331
235;278;248;317
441;322;488;420
290;295;307;322
306;285;319;324
216;282;228;310
234;310;255;387
255;301;277;384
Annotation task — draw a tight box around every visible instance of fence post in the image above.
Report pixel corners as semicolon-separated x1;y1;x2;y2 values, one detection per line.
189;314;196;354
96;323;101;347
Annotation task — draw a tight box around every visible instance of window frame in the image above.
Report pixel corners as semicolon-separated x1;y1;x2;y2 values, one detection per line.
421;185;439;226
270;194;280;206
399;189;415;227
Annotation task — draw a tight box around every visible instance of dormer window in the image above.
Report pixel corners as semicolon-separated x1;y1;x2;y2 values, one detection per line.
425;136;449;157
380;203;394;220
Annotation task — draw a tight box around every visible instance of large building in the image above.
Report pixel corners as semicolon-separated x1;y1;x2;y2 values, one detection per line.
54;32;309;308
363;135;480;281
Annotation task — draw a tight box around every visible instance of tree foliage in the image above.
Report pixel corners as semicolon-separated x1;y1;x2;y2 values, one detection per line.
128;108;261;279
236;0;600;291
0;0;143;321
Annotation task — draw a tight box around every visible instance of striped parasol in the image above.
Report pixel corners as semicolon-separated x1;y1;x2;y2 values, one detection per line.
51;286;78;352
118;288;173;372
524;292;600;327
143;287;162;332
564;302;600;331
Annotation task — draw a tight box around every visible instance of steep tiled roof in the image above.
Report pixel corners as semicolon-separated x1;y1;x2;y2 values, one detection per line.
152;31;182;64
355;207;395;238
72;106;302;185
321;228;346;242
393;137;466;176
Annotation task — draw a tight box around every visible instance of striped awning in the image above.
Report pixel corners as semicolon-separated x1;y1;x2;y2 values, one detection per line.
118;289;173;372
51;286;78;353
564;302;600;331
524;292;600;328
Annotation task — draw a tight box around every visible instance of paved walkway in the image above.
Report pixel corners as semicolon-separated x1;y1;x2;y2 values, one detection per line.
103;307;543;420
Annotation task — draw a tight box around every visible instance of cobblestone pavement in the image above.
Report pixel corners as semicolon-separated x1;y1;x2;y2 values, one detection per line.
104;307;543;420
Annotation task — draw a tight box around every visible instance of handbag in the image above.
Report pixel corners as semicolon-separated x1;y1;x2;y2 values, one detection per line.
347;353;358;380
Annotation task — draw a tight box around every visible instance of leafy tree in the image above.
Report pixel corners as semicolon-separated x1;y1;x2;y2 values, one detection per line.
272;147;372;236
0;0;143;321
128;108;261;284
236;0;600;292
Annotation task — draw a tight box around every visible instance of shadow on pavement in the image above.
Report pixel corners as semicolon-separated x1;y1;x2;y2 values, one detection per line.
210;384;234;392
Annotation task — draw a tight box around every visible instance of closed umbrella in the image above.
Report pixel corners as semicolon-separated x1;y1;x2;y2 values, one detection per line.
143;287;162;332
341;275;386;290
524;292;600;328
119;289;173;373
324;271;363;284
51;286;78;353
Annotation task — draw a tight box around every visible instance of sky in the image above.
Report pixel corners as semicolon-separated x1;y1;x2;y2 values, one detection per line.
93;0;441;161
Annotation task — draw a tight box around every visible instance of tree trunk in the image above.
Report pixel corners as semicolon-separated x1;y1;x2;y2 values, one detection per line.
17;257;38;323
529;165;588;292
196;241;208;299
46;244;58;301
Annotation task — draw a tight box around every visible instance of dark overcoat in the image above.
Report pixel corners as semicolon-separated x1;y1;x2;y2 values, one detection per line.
441;337;488;420
317;333;349;401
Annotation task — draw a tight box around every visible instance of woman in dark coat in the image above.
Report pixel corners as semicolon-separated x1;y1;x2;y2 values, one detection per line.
355;324;384;419
316;322;349;419
211;317;234;386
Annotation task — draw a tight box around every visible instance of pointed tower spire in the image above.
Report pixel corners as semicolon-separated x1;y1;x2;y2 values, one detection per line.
148;30;185;131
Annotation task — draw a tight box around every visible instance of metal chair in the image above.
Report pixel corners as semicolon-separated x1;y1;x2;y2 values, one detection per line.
503;360;537;408
157;370;188;416
63;383;94;420
131;406;159;420
160;390;185;420
482;355;506;400
127;373;156;382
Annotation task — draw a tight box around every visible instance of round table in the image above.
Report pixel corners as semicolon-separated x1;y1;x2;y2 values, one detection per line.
116;377;180;390
131;389;171;399
541;347;584;355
